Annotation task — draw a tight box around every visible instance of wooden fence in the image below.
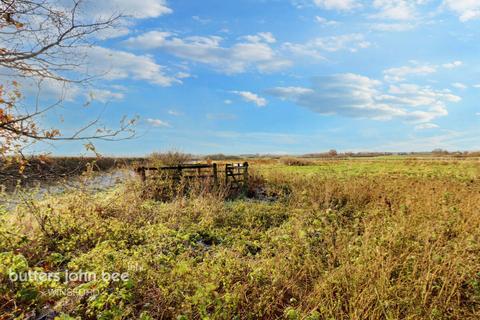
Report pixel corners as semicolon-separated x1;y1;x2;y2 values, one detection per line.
136;162;248;189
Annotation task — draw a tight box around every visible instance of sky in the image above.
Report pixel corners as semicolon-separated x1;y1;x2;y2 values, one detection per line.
26;0;480;155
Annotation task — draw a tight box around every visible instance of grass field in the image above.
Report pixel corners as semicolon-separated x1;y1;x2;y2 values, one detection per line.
265;157;480;180
1;157;480;319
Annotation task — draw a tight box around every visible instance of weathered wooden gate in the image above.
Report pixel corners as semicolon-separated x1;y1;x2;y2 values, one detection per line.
136;162;248;189
225;162;249;189
136;163;218;183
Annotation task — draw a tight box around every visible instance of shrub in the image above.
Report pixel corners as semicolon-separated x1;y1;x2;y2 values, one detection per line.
280;157;312;166
149;151;192;166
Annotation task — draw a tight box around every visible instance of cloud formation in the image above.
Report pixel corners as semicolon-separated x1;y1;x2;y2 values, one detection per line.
124;31;291;74
283;34;371;59
85;46;181;86
147;118;171;127
383;61;464;82
231;91;267;107
415;122;439;130
371;0;418;21
268;73;460;123
88;0;172;19
384;64;437;82
313;0;359;11
443;0;480;22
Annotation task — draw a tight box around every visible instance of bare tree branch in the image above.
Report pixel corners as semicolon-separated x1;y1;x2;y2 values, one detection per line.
0;0;137;158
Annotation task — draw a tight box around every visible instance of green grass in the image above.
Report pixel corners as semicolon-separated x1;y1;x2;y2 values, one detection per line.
261;159;480;180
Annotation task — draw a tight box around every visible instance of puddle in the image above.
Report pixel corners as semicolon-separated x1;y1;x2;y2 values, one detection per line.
1;169;137;210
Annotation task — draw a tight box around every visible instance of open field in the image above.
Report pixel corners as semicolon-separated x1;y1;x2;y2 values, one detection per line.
1;157;480;319
265;157;480;180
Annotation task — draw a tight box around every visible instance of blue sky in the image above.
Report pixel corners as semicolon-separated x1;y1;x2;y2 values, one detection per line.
30;0;480;155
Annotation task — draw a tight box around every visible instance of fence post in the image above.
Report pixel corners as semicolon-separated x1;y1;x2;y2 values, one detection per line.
243;162;249;191
225;164;230;185
137;167;146;182
213;163;218;185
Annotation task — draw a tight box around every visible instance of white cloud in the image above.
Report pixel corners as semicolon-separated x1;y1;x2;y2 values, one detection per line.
283;34;370;59
241;32;276;44
88;0;172;19
266;87;314;99
384;63;437;82
313;0;359;11
452;82;468;89
147;118;171;127
443;0;480;22
168;110;184;116
84;46;181;86
384;60;465;82
315;16;338;25
442;61;463;69
3;69;127;104
9;44;181;103
415;122;439;130
124;31;291;74
370;22;415;31
231;91;267;107
72;0;172;39
86;89;125;102
224;99;233;104
474;84;480;88
371;0;417;21
268;73;460;124
192;16;211;24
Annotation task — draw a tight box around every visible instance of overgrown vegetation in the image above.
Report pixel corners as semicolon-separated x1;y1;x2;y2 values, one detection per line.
1;158;480;319
149;151;193;167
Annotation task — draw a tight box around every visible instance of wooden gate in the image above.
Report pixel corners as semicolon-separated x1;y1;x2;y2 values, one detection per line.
136;162;248;190
225;162;249;189
136;163;218;184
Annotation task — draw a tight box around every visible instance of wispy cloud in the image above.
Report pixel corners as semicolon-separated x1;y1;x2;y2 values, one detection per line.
415;123;439;130
147;118;171;127
443;61;463;69
384;63;437;82
283;33;370;59
371;0;418;21
315;16;339;26
91;0;172;19
231;91;267;107
370;22;415;32
452;82;468;90
313;0;360;11
168;109;184;116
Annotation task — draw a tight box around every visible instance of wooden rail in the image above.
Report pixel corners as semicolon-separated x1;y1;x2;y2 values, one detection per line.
136;162;248;190
136;163;218;184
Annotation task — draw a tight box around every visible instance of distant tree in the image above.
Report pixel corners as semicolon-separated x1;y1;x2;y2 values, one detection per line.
432;148;448;155
328;149;338;157
0;0;136;161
